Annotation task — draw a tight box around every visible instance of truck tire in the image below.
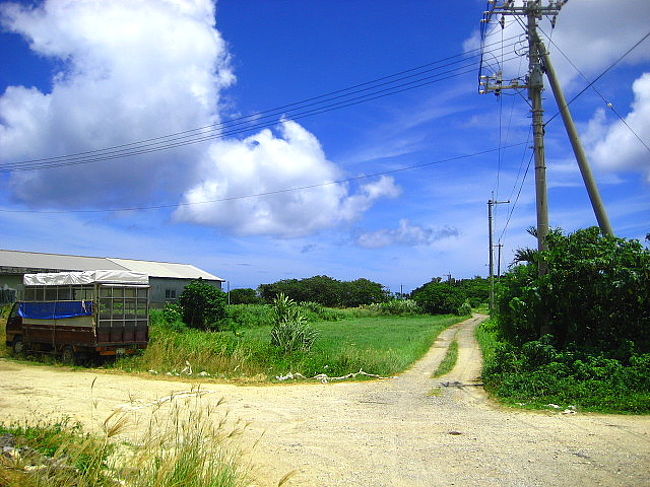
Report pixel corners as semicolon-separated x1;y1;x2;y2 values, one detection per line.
12;336;24;355
61;346;76;366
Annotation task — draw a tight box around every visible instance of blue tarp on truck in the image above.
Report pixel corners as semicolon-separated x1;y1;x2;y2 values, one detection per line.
18;301;93;320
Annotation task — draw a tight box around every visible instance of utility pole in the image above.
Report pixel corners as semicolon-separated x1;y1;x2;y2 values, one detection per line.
479;1;615;265
488;195;509;311
496;243;504;277
539;41;614;237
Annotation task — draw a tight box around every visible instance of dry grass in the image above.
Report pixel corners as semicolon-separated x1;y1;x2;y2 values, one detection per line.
0;391;250;487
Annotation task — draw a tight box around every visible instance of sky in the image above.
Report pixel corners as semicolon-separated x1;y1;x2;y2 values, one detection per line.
0;0;649;293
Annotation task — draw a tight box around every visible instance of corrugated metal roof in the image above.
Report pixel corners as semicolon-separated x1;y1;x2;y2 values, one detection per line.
0;249;224;281
0;249;126;271
107;258;224;281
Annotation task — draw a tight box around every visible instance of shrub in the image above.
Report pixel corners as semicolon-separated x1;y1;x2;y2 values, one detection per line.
258;275;390;307
229;288;263;305
497;227;650;352
457;299;472;316
270;294;318;353
162;302;183;323
412;282;464;315
179;279;227;330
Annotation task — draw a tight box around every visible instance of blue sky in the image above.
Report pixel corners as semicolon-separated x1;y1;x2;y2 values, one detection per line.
1;0;649;293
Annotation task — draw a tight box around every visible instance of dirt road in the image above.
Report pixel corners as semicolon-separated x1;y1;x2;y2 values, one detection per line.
1;315;649;486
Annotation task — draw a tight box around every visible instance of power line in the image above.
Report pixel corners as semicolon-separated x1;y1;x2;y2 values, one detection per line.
545;29;650;126
2;52;523;172
540;27;650;154
0;142;527;214
499;149;534;243
2;38;522;172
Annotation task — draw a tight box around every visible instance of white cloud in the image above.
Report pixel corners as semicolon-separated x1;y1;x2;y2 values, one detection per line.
174;120;401;237
0;0;395;237
357;219;458;249
0;0;234;206
465;0;650;88
588;73;650;180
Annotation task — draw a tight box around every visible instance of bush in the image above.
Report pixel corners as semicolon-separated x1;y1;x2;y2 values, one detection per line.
178;279;227;330
412;281;464;315
457;299;472;316
497;227;650;352
258;275;390;307
229;288;263;305
270;294;318;353
162;302;183;323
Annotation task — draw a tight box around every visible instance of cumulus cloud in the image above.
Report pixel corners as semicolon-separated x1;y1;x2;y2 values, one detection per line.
0;0;234;206
0;0;396;237
587;73;650;180
357;219;458;249
174;120;401;237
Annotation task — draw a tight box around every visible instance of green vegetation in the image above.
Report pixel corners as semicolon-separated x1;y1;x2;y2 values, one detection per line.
0;400;246;487
432;340;459;377
412;276;488;315
179;279;227;330
258;275;390;307
481;228;650;414
228;288;263;305
269;294;319;353
116;312;461;380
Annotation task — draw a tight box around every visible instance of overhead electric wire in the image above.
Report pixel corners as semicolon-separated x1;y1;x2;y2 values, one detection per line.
2;37;522;172
540;27;650;154
499;149;534;243
1;56;522;172
0;142;528;214
544;29;650;125
3;46;521;171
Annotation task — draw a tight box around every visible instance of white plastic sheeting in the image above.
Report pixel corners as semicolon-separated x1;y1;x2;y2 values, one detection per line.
24;270;149;286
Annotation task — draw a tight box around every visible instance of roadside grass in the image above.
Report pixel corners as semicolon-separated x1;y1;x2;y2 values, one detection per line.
115;314;462;380
0;397;248;487
476;318;650;414
432;340;458;378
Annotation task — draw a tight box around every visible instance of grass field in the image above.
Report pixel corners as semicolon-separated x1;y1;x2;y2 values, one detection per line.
115;314;462;381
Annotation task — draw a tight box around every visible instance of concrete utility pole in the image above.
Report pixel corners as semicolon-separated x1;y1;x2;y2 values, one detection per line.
479;1;615;271
540;42;615;237
488;196;509;311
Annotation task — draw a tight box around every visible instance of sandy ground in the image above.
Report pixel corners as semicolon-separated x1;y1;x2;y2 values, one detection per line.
1;314;649;486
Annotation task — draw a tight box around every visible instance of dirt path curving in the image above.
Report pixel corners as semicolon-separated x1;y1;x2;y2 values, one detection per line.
1;315;648;486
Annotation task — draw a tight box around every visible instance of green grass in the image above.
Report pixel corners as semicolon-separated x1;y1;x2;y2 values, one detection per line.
115;314;461;381
476;318;650;414
432;340;458;377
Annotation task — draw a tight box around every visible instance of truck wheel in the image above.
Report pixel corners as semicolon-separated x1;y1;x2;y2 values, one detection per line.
12;337;24;355
61;346;76;366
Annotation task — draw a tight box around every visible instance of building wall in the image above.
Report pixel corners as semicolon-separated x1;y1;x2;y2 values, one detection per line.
0;274;22;304
149;277;223;307
0;274;22;291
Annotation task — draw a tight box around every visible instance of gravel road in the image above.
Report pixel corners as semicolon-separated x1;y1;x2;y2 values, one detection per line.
1;315;648;486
